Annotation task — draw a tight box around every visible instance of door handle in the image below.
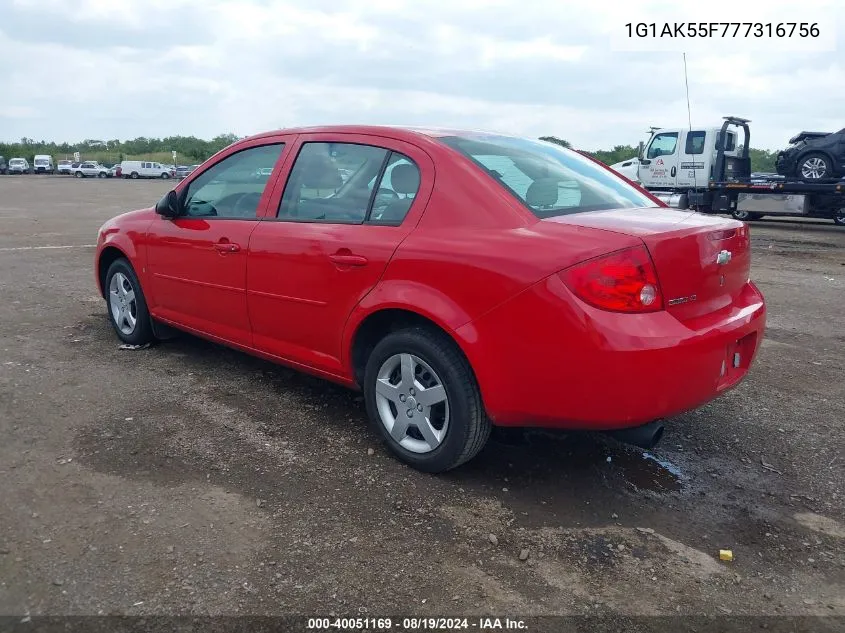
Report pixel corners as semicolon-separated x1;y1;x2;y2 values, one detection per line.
213;241;241;253
329;253;368;267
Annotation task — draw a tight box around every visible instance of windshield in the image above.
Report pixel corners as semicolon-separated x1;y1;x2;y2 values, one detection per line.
35;159;49;165
10;159;24;165
438;134;658;218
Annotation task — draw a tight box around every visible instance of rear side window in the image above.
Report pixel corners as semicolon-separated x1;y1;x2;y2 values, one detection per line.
278;142;388;223
439;134;657;219
717;132;737;151
685;131;706;155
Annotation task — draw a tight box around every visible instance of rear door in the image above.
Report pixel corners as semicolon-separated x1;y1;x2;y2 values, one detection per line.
145;139;289;346
641;131;680;188
247;134;434;375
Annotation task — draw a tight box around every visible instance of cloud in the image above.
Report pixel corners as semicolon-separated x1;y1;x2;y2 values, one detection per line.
1;0;843;150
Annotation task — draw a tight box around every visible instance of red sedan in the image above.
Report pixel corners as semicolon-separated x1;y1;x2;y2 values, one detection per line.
94;125;766;473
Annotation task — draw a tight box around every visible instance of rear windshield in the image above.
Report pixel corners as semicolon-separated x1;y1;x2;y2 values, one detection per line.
438;134;658;218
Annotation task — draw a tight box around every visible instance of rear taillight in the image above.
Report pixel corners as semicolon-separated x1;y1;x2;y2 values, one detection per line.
559;245;663;313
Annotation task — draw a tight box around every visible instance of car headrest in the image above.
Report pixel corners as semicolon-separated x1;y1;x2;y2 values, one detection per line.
301;155;343;189
525;178;559;207
391;164;420;195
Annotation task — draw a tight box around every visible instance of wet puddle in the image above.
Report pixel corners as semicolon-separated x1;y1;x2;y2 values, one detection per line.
483;429;686;494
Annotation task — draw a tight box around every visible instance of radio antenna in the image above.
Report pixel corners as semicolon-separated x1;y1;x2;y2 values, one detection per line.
683;52;698;193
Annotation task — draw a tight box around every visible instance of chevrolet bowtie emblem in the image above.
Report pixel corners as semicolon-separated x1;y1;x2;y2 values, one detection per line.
716;250;732;265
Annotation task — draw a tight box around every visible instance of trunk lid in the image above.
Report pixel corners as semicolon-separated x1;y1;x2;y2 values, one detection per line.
547;207;751;321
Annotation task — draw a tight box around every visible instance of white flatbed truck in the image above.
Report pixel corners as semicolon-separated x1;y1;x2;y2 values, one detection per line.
609;116;845;226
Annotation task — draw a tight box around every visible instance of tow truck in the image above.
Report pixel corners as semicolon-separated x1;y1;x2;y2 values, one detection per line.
610;116;845;226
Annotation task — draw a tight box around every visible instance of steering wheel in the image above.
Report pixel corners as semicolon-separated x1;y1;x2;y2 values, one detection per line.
232;192;261;217
188;199;218;216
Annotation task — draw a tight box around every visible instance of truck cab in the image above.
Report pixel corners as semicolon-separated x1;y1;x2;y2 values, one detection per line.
635;121;747;190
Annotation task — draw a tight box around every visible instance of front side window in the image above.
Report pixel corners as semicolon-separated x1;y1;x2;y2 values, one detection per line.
647;133;678;159
182;143;284;219
685;131;706;155
278;142;389;223
439;134;658;219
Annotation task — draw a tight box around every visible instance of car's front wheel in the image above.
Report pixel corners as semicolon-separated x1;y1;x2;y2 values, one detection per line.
799;153;833;181
75;171;83;178
105;259;153;346
363;327;491;473
834;209;845;226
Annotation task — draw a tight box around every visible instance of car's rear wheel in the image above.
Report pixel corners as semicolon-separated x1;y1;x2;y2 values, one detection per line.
105;259;153;346
161;172;170;179
363;327;491;473
799;153;833;181
130;172;139;179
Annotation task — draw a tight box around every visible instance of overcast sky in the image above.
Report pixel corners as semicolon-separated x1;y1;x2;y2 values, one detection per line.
1;0;842;151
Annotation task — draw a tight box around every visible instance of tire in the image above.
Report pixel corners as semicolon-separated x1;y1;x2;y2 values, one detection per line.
75;171;83;178
798;153;833;181
363;326;491;473
161;172;170;179
834;209;845;226
98;172;107;178
104;258;154;346
130;172;139;179
731;209;761;221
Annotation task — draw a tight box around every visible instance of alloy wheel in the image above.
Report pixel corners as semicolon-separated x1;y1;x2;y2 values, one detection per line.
374;353;450;454
801;157;828;179
109;272;138;335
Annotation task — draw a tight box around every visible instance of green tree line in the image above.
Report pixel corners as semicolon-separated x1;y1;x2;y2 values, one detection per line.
1;132;779;172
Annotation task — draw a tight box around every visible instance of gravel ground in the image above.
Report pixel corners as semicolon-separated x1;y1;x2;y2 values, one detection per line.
0;176;843;624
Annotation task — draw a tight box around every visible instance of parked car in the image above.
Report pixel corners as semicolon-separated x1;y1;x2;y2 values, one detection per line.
95;125;766;473
108;164;122;178
8;158;30;174
57;160;73;175
776;128;845;181
33;155;55;174
175;165;196;179
72;161;109;178
0;156;7;175
120;160;174;179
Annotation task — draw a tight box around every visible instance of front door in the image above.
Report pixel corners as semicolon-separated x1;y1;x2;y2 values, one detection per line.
247;136;432;375
146;142;287;346
642;131;680;188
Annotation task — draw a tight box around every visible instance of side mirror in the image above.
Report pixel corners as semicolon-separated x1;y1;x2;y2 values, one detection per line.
155;190;181;218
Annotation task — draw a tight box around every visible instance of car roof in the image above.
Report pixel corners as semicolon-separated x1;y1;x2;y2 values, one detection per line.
241;124;521;143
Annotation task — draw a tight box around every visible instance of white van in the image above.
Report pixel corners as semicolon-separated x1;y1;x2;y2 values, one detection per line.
120;160;174;179
33;155;55;174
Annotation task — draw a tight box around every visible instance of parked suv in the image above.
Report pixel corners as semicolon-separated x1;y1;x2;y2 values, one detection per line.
8;158;30;174
57;160;73;175
72;162;109;178
776;128;845;181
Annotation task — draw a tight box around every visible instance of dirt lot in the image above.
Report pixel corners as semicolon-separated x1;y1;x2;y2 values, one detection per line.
0;176;843;622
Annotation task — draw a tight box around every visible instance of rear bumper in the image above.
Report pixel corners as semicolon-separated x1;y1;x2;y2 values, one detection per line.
455;276;766;430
